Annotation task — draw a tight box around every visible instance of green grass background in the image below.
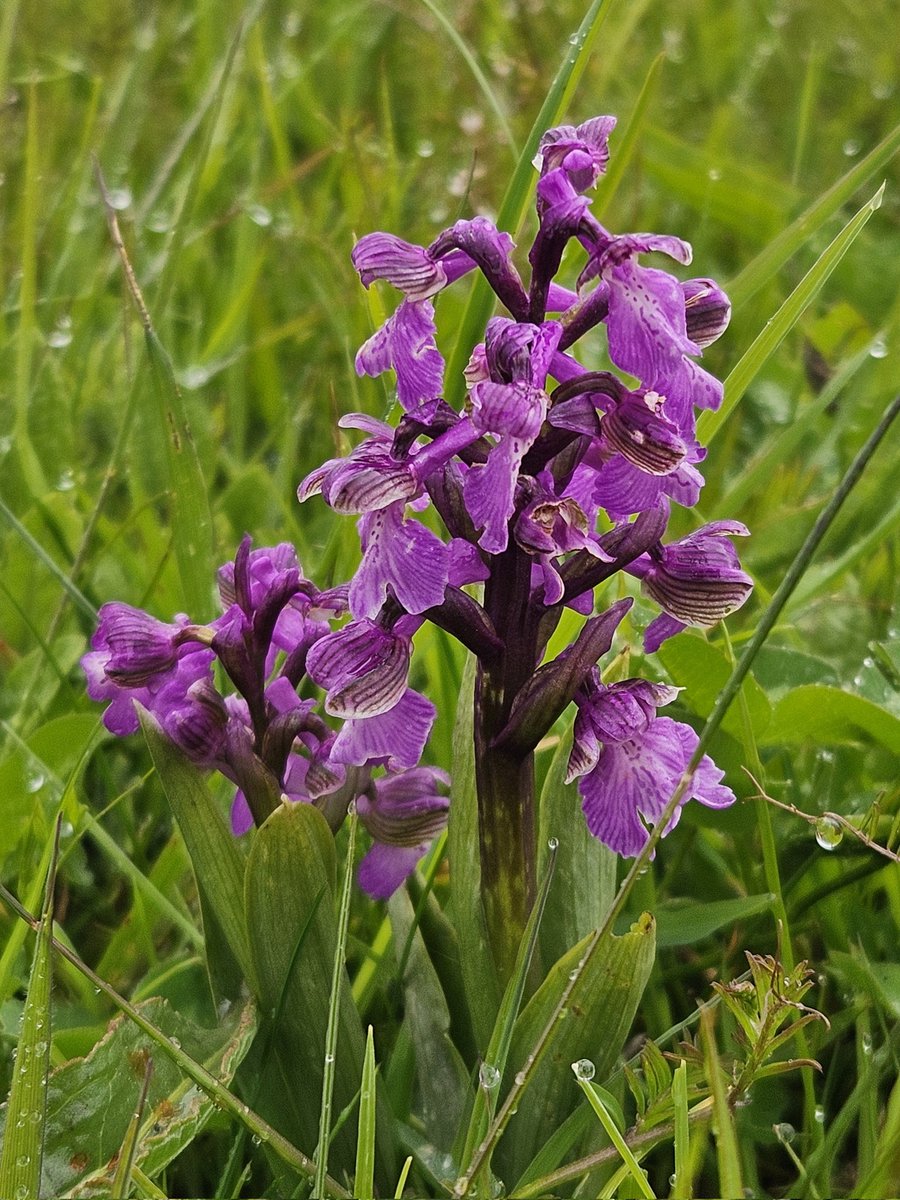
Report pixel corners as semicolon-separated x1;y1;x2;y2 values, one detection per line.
1;0;898;1195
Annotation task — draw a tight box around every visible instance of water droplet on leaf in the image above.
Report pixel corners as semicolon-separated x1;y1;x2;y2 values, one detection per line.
773;1122;795;1143
479;1062;501;1090
547;835;559;851
571;1058;595;1082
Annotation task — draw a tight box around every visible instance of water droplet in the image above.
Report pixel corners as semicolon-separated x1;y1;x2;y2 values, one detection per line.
0;435;12;455
251;1133;262;1146
106;186;132;211
324;1053;335;1064
246;203;272;227
25;771;45;794
14;1185;30;1200
708;167;721;182
55;469;76;492
60;821;74;838
179;364;211;390
27;1110;42;1125
861;1032;873;1055
16;1155;31;1168
568;968;579;981
170;1037;181;1050
571;1058;595;1082
843;138;861;157
557;1007;569;1021
416;139;435;158
871;79;894;100
814;1104;826;1124
48;321;73;349
773;1122;795;1143
547;836;559;851
479;1062;501;1090
815;815;843;851
869;337;888;359
514;1070;526;1086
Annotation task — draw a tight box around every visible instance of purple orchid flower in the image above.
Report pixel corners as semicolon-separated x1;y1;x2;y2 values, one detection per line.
567;675;735;856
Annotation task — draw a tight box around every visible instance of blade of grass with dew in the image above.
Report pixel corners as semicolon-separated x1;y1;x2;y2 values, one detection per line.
698;184;885;445
574;1072;655;1199
96;164;214;617
700;1006;743;1199
0;878;351;1200
354;1026;377;1200
111;1057;154;1199
459;840;558;1187
0;498;97;622
313;808;357;1200
14;84;47;499
415;0;517;158
593;52;665;223
0;822;58;1200
727;121;900;308
443;0;617;408
455;391;900;1192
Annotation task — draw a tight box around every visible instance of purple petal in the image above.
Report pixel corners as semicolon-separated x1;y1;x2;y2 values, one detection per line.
351;232;446;299
306;619;410;718
331;688;435;769
682;278;732;348
643;612;686;653
358;842;427;900
231;790;254;836
355;300;445;415
349;506;450;619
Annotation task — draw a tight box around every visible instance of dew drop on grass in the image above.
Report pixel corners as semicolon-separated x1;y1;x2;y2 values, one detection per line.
814;815;843;850
106;186;133;211
861;1032;873;1055
814;1104;826;1124
773;1122;795;1143
479;1062;500;1090
246;204;272;227
547;835;559;851
869;337;888;359
571;1058;595;1082
25;771;45;794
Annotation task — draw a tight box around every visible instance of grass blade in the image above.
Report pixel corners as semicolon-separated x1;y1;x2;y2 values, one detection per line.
0;821;59;1200
313;808;358;1199
0;497;97;621
700;1006;743;1200
593;51;665;222
671;1061;691;1200
111;1056;154;1199
444;0;616;407
415;0;517;157
698;184;885;444
394;1155;413;1199
727;122;900;307
572;1069;655;1199
96;163;215;617
354;1026;377;1200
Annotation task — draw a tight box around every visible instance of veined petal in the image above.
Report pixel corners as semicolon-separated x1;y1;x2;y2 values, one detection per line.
682;278;732;348
602;391;687;475
351;232;447;299
331;688;435;769
358;842;428;900
306;619;410;718
355;299;445;414
349;506;450;619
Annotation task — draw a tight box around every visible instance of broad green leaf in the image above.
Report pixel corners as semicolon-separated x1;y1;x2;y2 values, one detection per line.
0;996;256;1199
448;655;501;1050
760;684;900;752
749;646;839;696
0;830;55;1200
496;916;656;1181
657;631;771;739
244;802;387;1184
698;185;884;445
537;721;616;968
139;709;254;994
388;888;469;1153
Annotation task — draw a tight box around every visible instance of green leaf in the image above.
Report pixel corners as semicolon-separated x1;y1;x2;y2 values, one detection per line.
243;802;384;1184
0;996;256;1198
760;684;900;752
537;721;616;967
622;894;776;948
656;631;771;739
354;1027;377;1200
573;1073;655;1199
496;916;656;1182
0;828;56;1200
448;654;501;1050
698;184;885;445
387;889;469;1153
701;1006;743;1200
139;709;254;993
